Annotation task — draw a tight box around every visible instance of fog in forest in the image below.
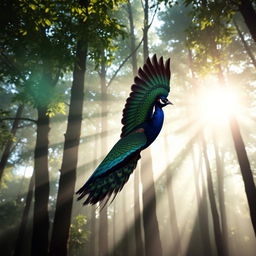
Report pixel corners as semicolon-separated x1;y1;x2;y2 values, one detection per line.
0;0;256;256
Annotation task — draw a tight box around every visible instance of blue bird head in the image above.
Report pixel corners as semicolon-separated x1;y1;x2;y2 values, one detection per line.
157;95;173;108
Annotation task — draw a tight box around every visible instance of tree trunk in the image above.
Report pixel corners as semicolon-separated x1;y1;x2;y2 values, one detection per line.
89;205;96;256
140;1;163;254
163;133;182;256
89;134;99;256
31;107;50;256
127;2;144;254
127;0;138;75
233;18;256;69
99;52;108;256
201;134;224;256
238;0;256;43
143;0;149;60
0;104;24;182
212;134;229;256
141;151;163;256
188;48;213;255
229;116;256;235
121;187;130;256
134;167;144;256
113;201;116;256
14;172;34;256
49;40;88;256
191;146;213;256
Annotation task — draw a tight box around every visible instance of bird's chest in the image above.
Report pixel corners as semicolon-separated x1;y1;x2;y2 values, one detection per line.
144;109;164;146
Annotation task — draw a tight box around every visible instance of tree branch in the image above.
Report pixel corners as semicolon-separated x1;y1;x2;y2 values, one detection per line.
107;38;143;88
106;0;158;88
0;52;25;82
0;117;37;124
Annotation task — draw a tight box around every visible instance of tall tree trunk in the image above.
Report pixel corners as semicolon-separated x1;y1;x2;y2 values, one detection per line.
140;1;163;255
49;40;88;256
188;48;213;255
89;205;96;256
238;0;256;43
127;0;138;75
233;18;256;69
134;167;144;256
121;186;130;256
163;132;181;256
99;52;109;256
0;104;24;182
212;134;229;256
191;146;213;256
201;134;224;256
141;153;163;256
14;172;34;256
31;107;50;256
143;0;149;60
112;201;117;256
89;134;99;256
127;1;144;254
229;116;256;235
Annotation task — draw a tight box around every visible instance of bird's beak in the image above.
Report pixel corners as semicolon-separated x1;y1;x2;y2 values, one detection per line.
166;99;173;105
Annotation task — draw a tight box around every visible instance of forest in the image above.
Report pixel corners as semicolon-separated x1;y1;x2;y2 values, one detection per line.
0;0;256;255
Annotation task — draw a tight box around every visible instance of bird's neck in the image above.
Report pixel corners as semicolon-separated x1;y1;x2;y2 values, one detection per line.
150;105;164;130
144;105;164;147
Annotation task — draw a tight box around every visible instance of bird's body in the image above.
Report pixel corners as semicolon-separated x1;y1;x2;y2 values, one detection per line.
141;104;165;148
77;55;172;205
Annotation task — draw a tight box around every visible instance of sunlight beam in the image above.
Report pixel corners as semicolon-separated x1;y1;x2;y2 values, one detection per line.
196;86;240;125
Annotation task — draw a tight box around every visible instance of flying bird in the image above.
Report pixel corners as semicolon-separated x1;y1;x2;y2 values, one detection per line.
77;54;172;205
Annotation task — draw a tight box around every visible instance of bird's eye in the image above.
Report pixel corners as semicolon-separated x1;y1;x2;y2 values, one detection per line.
159;98;166;104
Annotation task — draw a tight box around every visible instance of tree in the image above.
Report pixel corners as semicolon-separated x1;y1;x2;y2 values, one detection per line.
233;18;256;69
126;1;144;254
0;105;24;182
237;0;256;43
1;1;73;254
50;1;126;255
140;1;163;256
201;134;224;256
185;0;256;236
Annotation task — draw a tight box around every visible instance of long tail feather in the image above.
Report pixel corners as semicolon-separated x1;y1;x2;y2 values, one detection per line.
76;155;140;205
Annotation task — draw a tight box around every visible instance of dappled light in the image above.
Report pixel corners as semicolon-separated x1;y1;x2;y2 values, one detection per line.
1;0;256;256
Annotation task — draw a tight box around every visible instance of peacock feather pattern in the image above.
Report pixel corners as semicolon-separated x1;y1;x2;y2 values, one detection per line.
121;55;170;137
77;54;171;205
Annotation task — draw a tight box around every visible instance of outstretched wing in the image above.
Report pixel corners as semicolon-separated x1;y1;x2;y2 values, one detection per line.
121;54;171;138
76;132;147;204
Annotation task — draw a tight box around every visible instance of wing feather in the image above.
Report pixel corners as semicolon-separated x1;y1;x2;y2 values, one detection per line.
121;55;171;138
85;132;146;181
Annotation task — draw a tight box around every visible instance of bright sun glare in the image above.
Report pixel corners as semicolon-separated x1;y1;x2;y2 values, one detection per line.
197;86;239;124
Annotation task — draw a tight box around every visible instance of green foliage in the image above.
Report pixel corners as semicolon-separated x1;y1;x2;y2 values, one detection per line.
68;215;89;255
184;0;237;75
0;0;127;114
0;109;13;149
86;1;127;68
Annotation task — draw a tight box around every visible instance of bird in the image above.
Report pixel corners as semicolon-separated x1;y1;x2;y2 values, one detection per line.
76;54;172;205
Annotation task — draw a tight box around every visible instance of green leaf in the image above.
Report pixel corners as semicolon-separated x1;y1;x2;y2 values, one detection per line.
44;19;52;26
29;4;37;10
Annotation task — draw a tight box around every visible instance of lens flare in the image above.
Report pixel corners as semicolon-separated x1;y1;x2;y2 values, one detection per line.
196;86;239;125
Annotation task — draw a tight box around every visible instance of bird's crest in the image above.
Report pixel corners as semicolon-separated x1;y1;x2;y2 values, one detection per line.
121;54;171;138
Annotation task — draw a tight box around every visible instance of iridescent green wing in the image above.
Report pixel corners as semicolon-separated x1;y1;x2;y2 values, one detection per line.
121;55;171;138
89;132;147;179
76;132;147;205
